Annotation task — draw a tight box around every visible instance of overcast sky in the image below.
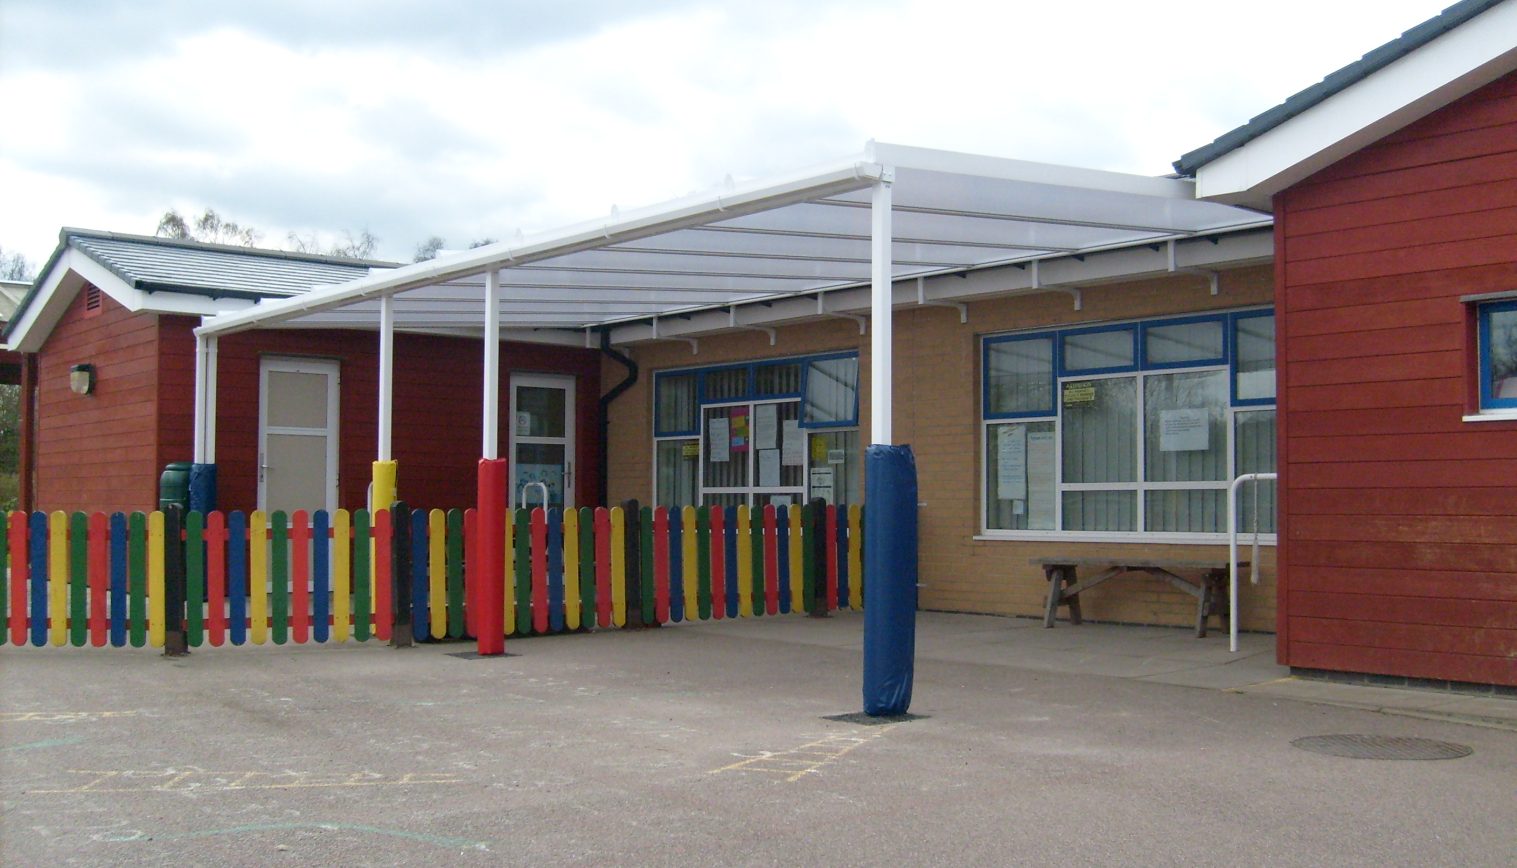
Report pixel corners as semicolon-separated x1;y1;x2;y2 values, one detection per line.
0;0;1455;269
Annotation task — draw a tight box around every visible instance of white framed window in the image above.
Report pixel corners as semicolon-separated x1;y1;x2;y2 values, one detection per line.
653;353;861;508
981;310;1276;542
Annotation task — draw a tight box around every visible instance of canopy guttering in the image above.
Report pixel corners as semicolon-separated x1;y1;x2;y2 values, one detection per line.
193;143;1272;346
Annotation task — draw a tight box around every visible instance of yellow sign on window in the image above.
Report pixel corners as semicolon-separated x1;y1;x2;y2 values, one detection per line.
1062;381;1096;406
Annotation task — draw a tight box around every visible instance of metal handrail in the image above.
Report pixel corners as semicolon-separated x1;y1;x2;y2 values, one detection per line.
518;481;550;511
1227;472;1277;653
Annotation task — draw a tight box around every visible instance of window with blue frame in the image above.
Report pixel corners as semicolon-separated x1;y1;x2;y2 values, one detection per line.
1479;299;1517;411
982;309;1275;537
654;352;860;508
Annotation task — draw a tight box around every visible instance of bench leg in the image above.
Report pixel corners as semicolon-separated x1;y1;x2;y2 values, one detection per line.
1195;570;1228;638
1042;566;1081;628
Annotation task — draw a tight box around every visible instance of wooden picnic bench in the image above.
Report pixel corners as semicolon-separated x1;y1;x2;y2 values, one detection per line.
1030;557;1244;638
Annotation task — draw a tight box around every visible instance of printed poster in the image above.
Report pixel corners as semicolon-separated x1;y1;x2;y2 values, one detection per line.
1160;408;1209;452
729;407;749;453
781;420;804;465
809;467;834;504
996;425;1027;501
758;449;781;487
753;403;778;450
708;417;730;462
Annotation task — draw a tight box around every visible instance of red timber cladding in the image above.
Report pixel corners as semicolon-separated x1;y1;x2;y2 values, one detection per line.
35;286;162;512
158;317;602;513
1275;71;1517;686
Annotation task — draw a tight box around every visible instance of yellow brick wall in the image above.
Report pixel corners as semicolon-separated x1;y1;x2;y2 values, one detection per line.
604;265;1278;631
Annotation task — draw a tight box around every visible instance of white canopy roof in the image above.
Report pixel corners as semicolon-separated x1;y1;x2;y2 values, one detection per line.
195;143;1272;345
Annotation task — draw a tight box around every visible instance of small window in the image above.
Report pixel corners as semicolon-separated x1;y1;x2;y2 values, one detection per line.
984;335;1054;417
1144;318;1224;367
802;355;858;426
755;361;802;397
1480;300;1517;411
655;373;697;435
1233;312;1275;403
700;367;750;402
1061;326;1136;374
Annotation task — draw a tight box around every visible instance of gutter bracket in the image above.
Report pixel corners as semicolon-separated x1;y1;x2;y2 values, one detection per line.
915;277;967;324
728;308;777;346
650;317;699;354
816;295;868;334
1030;261;1082;311
1168;238;1220;295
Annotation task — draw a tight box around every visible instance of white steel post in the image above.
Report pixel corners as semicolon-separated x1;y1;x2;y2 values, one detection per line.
482;270;501;459
870;177;894;444
378;293;395;462
205;335;218;463
192;332;207;464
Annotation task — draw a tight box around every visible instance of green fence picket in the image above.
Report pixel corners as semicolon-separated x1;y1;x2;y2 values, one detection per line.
577;507;595;627
128;512;147;647
514;509;531;635
639;506;655;625
446;509;464;638
353;509;372;642
69;512;88;647
185;511;205;647
271;511;289;645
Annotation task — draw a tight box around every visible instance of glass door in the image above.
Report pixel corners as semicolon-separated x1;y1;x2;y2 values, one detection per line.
510;373;575;509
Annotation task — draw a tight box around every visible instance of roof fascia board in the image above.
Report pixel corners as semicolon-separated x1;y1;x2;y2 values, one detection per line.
870;142;1197;200
606;229;1274;344
1195;0;1517;206
196;160;886;338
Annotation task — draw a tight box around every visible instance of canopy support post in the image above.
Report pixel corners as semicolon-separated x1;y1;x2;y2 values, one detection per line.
476;270;507;655
372;294;398;514
190;332;219;512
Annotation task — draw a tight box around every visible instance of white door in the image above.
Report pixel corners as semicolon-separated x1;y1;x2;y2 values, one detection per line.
510;373;575;509
259;357;340;514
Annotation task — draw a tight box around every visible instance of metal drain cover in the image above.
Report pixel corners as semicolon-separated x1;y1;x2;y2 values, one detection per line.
1291;734;1471;760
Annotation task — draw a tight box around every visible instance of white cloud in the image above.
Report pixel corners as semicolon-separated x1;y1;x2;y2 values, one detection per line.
0;0;1454;266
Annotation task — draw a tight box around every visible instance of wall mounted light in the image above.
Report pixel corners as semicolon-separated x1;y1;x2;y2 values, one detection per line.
69;363;95;395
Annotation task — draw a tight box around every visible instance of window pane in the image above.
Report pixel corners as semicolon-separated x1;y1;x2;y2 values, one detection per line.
1487;304;1517;402
1235;409;1277;534
985;421;1056;530
808;429;860;505
1061;491;1136;531
656;439;699;508
754;401;803;490
1234;315;1275;401
986;337;1054;415
1144;370;1228;483
1062;377;1136;483
1063;328;1134;371
1145;490;1225;533
1146;320;1223;365
703;406;748;488
755;362;802;396
804;356;858;424
515;386;566;438
655;373;696;434
703;367;749;401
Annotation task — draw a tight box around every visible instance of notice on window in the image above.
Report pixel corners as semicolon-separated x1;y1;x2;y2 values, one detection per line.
1160;408;1209;452
754;403;778;450
708;417;730;462
996;426;1027;501
1062;381;1096;407
1027;431;1056;530
758;449;781;487
810;467;834;504
681;442;699;459
781;420;804;465
827;449;846;466
730;407;749;452
516;411;532;436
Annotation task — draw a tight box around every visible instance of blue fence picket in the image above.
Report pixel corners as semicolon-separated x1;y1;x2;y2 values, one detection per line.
227;511;248;645
777;506;792;615
410;509;428;643
668;508;684;623
108;513;128;647
313;510;331;643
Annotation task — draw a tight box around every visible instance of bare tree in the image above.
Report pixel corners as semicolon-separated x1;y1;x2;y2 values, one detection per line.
0;245;32;281
328;229;378;260
413;235;446;262
468;238;497;249
156;208;261;246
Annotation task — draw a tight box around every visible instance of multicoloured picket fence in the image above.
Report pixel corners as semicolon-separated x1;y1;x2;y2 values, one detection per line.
0;502;863;650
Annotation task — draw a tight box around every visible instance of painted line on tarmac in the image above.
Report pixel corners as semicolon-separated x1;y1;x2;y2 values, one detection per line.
0;710;141;722
711;725;898;782
31;768;464;794
94;822;490;851
2;735;86;752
